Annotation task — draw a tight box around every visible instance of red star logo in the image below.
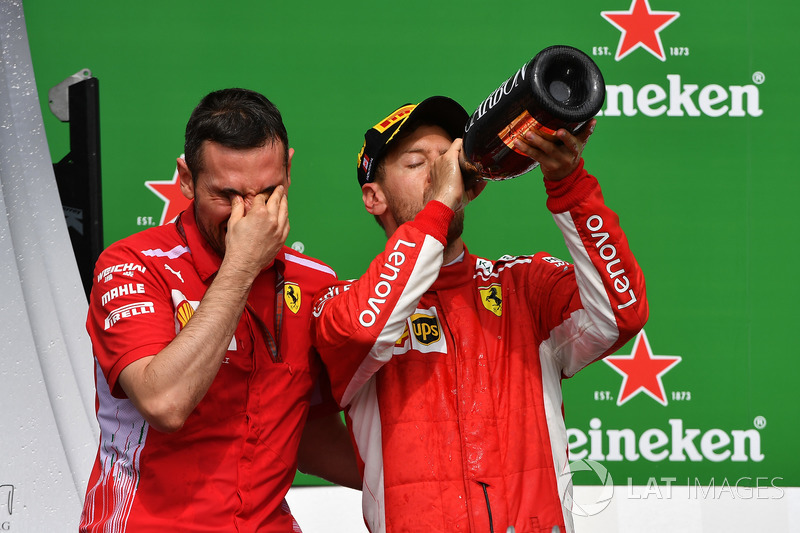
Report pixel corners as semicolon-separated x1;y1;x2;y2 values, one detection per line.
601;0;680;61
604;330;680;406
144;158;191;225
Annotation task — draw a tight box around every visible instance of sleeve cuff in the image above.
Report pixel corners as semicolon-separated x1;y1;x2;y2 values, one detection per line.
106;342;168;399
544;158;599;214
408;201;454;246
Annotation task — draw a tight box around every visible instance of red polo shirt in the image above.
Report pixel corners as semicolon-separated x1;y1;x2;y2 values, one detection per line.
81;204;337;532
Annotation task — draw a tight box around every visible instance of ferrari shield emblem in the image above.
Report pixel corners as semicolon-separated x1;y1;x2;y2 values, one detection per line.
284;282;301;314
479;284;503;317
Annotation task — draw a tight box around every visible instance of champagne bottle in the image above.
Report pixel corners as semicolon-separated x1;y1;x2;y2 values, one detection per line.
462;45;605;181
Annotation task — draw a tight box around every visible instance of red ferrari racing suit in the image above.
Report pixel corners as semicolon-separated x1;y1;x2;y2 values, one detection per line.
81;203;337;532
311;161;648;533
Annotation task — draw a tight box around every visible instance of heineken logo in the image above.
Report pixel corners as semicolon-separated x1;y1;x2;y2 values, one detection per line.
590;1;767;121
568;417;765;463
601;0;680;61
144;158;191;226
597;74;763;118
604;330;681;406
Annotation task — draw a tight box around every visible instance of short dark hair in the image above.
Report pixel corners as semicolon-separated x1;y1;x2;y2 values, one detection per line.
184;88;289;179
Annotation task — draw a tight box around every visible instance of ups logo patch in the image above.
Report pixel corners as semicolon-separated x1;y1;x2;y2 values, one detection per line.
410;313;441;345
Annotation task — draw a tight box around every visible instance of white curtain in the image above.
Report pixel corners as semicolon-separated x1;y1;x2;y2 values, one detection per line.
0;1;98;529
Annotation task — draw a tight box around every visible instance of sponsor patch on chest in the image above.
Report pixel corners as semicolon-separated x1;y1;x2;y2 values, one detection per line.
479;283;503;316
394;306;447;355
284;282;301;314
170;289;236;352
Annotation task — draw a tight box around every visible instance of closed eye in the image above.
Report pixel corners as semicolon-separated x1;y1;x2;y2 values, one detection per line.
218;186;277;199
219;188;243;199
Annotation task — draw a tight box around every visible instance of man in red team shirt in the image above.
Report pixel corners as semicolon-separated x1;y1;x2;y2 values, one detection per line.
81;88;358;532
310;97;648;532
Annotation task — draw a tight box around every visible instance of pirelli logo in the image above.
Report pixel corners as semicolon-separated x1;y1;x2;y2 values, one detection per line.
104;301;155;330
373;105;414;133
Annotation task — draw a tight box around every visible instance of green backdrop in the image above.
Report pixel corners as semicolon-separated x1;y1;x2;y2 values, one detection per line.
23;0;800;488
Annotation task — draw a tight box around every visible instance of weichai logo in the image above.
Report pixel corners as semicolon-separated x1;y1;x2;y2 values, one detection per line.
594;0;765;118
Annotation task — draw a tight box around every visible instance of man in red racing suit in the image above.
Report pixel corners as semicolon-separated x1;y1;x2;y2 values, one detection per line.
310;97;648;532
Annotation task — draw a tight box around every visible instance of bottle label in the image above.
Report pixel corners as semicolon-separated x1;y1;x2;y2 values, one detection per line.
498;110;557;155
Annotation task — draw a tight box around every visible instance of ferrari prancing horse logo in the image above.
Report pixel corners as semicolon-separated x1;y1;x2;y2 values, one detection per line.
284;282;301;314
479;284;503;317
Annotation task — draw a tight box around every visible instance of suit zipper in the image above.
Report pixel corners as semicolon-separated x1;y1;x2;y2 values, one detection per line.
480;481;495;533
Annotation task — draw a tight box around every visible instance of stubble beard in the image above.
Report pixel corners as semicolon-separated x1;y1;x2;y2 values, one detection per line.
386;195;464;246
194;203;227;259
446;209;464;244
